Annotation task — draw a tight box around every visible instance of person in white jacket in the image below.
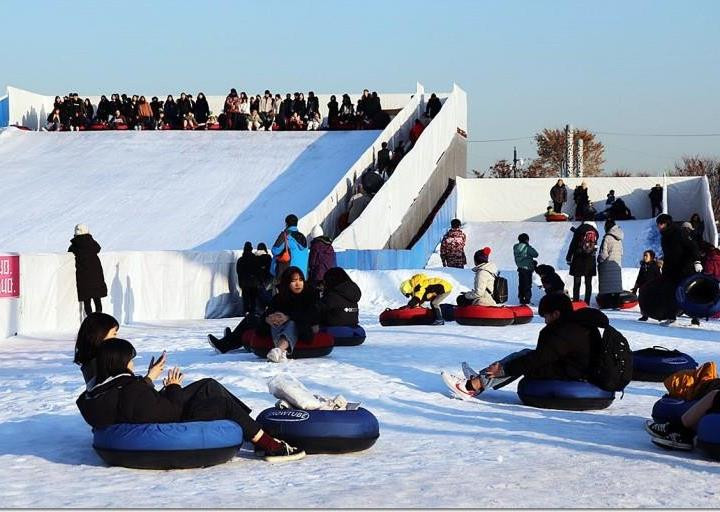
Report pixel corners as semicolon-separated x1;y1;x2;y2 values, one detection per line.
458;247;497;306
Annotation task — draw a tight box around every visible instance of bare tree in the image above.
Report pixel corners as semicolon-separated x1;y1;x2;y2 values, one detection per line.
488;159;513;178
610;170;633;177
672;155;720;219
532;128;605;177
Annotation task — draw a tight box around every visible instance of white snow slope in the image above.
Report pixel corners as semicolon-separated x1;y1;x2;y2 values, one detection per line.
1;267;719;508
0;128;378;252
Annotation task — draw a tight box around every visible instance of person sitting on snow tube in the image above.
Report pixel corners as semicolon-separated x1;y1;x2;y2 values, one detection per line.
258;266;320;363
399;273;453;326
319;267;361;326
456;247;497;307
442;294;607;398
76;338;305;462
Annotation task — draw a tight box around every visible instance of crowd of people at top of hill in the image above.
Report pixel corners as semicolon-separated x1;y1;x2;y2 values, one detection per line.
43;88;391;132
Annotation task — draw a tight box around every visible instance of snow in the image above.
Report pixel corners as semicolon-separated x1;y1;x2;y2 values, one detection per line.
0;128;378;252
1;267;719;508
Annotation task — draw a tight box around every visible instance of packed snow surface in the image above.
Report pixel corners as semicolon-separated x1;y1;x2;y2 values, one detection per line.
0;128;378;252
1;268;719;508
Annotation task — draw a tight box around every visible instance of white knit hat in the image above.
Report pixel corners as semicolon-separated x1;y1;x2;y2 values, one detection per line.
74;223;89;236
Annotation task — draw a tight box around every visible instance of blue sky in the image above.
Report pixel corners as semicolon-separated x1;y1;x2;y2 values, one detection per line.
2;0;718;174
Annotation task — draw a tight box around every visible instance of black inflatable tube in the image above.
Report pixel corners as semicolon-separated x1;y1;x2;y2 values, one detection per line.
518;395;614;411
94;445;240;470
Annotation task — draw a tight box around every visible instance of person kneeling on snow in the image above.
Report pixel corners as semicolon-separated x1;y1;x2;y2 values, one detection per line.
457;247;497;307
442;294;607;399
399;273;453;325
76;338;305;462
260;266;320;363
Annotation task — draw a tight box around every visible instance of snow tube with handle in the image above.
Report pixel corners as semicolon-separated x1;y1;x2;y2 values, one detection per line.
320;325;366;346
256;407;379;454
379;307;435;326
454;305;515;326
638;278;679;321
676;274;720;318
571;300;589;311
651;396;699;423
89;123;108;131
697;414;720;460
92;420;243;470
517;378;615;411
632;346;697;382
545;213;569;222
595;291;638;310
508;305;533;325
248;331;334;359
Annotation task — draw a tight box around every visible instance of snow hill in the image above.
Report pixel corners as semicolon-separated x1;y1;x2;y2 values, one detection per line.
0;128;378;252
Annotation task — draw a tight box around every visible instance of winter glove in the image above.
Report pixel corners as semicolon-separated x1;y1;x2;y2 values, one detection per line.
694;261;703;273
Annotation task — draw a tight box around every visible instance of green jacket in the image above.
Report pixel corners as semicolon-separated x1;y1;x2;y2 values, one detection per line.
513;242;538;270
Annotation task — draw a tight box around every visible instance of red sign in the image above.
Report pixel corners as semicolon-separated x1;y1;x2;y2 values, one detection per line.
0;255;19;298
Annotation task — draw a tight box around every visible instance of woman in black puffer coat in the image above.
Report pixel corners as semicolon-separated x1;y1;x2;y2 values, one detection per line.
320;267;361;327
68;224;108;316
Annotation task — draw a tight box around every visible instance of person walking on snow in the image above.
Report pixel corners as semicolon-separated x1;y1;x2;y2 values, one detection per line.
633;250;662;321
399;273;453;325
440;219;467;268
69;224;108;316
566;221;599;305
514;234;539;305
456;248;497;307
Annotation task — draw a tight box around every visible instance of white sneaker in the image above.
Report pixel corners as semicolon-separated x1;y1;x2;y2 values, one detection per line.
267;347;288;363
441;371;477;401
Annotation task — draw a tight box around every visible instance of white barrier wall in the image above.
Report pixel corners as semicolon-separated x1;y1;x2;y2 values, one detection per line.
7;86;414;129
456;175;718;246
298;83;429;238
11;250;242;336
334;84;468;250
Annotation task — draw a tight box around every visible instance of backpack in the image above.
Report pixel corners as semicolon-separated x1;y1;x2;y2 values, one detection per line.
580;229;598;254
276;232;291;264
484;270;508;304
589;325;633;392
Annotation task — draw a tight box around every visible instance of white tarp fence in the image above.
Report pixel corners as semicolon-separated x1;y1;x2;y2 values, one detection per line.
334;84;468;250
11;249;242;337
6;86;414;130
456;175;717;246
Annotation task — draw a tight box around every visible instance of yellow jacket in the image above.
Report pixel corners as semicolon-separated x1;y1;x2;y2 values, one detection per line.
399;274;452;306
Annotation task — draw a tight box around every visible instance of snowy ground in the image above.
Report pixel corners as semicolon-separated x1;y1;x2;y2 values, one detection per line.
1;269;719;508
0;128;378;252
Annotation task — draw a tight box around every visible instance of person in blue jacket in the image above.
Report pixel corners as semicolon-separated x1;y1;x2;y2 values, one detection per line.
271;214;309;283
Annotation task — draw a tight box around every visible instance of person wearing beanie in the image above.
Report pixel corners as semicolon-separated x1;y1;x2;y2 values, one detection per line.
457;247;497;307
442;294;611;400
399;273;453;325
307;225;336;289
68;224;108;316
655;214;702;325
535;264;566;296
513;234;539;305
440;219;467;268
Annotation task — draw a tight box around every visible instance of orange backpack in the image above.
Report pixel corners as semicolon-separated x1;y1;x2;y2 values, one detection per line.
276;232;291;264
664;362;718;400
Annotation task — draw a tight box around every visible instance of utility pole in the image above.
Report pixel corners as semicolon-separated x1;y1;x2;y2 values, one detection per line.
513;146;518;178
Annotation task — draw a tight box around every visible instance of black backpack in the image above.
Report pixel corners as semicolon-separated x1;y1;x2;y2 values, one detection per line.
589;325;633;392
484;270;508;304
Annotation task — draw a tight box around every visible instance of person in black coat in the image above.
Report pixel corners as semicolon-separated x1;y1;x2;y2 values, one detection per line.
573;182;590;220
565;222;599;304
259;266;319;363
236;241;260;317
69;224;108;316
76;338;305;461
443;294;608;397
306;91;320;116
550;179;567;213
425;93;442;119
193;92;210;124
164;95;178;128
649;184;663;217
319;267;361;327
633;250;662;321
96;95;111;122
327;95;339;130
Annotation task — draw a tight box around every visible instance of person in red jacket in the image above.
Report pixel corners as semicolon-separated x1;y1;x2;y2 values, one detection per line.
409;119;425;145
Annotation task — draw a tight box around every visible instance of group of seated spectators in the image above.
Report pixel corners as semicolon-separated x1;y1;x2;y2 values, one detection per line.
44;88;391;132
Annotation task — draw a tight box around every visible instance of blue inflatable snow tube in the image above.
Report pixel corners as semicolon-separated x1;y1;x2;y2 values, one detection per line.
632;347;697;382
93;420;244;469
697;414;720;460
517;378;615;411
676;274;720;318
651;396;698;423
320;325;366;346
257;407;379;454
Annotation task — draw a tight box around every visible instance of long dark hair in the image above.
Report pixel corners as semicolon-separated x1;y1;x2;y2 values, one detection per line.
95;338;136;384
278;266;307;301
74;313;119;365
